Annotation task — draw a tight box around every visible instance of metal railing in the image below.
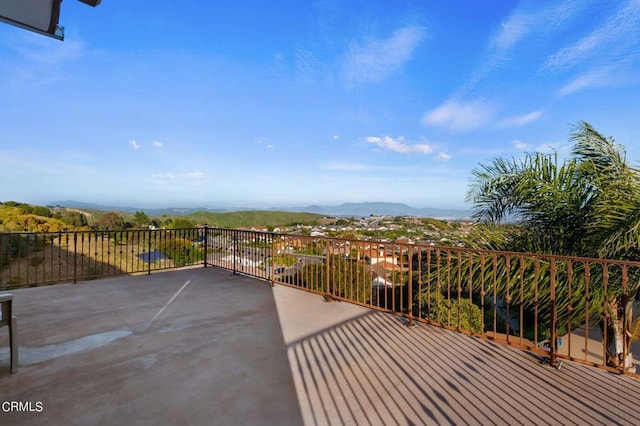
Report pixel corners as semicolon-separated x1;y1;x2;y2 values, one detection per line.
0;228;204;286
1;227;639;376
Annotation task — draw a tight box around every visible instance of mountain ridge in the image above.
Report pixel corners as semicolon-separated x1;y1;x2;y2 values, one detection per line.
273;202;472;219
50;200;472;219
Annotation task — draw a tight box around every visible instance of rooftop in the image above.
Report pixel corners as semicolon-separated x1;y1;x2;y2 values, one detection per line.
1;268;639;425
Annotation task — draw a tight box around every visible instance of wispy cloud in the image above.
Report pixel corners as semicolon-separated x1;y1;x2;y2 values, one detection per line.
295;46;322;83
153;141;163;148
456;0;587;90
422;99;496;132
365;136;432;155
129;140;140;150
491;1;584;54
342;25;426;87
498;110;542;127
557;66;618;96
185;172;206;179
1;33;85;89
437;152;452;161
491;12;532;53
543;1;640;72
513;140;529;150
255;136;274;149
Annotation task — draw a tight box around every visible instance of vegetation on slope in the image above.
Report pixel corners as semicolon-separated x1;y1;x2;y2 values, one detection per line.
185;210;323;229
0;202;325;232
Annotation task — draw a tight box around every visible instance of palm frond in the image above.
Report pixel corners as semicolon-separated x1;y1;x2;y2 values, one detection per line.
570;120;628;177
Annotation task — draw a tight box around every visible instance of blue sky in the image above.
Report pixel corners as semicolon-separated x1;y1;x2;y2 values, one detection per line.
1;0;640;210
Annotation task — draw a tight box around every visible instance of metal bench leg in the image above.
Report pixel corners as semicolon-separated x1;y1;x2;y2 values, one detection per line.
10;316;18;374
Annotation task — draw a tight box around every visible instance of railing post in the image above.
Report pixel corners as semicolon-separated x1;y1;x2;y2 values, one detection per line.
269;232;275;287
549;259;559;368
203;226;209;268
406;246;415;327
233;230;238;275
73;232;78;284
147;229;152;275
324;238;331;301
622;266;629;374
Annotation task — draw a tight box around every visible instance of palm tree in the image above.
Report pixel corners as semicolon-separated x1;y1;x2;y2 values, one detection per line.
466;121;640;372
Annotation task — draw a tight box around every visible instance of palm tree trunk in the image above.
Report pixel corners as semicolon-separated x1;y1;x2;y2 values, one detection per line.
604;296;636;373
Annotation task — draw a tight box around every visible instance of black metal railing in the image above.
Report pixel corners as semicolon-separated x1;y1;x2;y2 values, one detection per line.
0;228;204;286
1;227;638;376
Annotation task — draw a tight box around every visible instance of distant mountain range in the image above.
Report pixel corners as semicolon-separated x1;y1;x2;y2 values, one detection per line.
49;200;227;216
50;200;472;219
278;202;472;219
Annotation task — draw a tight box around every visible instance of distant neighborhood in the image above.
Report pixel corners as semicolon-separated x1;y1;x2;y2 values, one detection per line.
247;215;476;248
0;200;481;249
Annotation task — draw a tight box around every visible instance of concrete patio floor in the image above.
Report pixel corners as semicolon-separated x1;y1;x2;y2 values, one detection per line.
1;268;639;425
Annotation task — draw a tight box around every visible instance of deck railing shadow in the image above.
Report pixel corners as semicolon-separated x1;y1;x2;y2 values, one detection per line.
286;308;640;425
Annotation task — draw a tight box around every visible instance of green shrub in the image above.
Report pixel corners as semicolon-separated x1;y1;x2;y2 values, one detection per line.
419;293;483;333
157;237;202;267
286;257;372;304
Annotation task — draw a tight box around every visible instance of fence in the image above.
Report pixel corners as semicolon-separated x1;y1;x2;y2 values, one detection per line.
1;227;639;376
0;228;204;286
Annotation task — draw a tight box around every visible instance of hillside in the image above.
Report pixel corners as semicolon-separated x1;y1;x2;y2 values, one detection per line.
52;200;472;219
186;210;323;228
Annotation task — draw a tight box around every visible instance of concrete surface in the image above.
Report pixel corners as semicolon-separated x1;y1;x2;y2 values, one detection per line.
0;269;302;425
1;268;640;425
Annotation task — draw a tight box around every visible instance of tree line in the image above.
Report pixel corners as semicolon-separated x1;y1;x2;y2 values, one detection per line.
0;203;196;233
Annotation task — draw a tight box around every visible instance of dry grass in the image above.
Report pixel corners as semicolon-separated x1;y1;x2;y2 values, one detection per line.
0;235;177;289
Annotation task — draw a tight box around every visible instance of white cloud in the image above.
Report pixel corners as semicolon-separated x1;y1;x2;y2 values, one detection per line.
544;1;640;72
491;12;531;52
342;25;426;86
491;1;586;54
422;99;496;132
255;136;274;149
499;110;542;127
332;135;340;140
513;140;529;150
129;140;140;150
365;136;433;155
185;172;206;179
437;152;452;161
557;66;616;96
459;1;585;92
153;141;163;147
